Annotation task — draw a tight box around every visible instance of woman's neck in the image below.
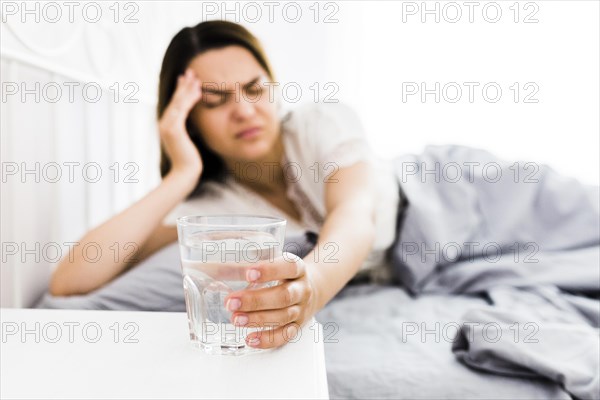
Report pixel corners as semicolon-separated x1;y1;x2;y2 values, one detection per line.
225;135;287;195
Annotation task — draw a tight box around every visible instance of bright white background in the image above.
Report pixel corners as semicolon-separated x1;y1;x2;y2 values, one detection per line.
1;1;598;307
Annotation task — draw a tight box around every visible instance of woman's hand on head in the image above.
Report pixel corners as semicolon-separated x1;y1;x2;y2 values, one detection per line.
158;68;204;184
224;253;321;349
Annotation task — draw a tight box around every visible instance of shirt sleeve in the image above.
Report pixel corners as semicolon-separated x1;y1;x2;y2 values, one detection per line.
308;102;373;168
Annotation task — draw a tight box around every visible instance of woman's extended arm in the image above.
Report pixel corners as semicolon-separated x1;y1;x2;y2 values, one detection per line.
49;171;195;297
50;68;204;296
223;160;378;349
304;160;377;308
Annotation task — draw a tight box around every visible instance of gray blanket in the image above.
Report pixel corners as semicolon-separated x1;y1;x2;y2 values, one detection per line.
316;284;574;399
388;145;600;399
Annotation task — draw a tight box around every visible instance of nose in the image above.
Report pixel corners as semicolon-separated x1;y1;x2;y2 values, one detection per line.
232;95;257;120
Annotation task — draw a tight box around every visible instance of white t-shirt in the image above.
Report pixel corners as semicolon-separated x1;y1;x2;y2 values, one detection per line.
163;102;400;277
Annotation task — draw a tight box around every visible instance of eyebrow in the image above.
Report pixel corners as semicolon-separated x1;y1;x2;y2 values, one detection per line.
201;76;263;95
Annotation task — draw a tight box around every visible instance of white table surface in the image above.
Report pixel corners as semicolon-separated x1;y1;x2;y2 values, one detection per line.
0;308;329;399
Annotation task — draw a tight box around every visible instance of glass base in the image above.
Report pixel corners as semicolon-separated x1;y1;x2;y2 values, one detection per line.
190;340;267;356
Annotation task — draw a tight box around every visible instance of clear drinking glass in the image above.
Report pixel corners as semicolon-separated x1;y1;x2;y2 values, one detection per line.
176;215;286;356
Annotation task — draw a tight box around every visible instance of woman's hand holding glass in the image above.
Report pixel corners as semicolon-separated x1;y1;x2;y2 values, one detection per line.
223;253;320;349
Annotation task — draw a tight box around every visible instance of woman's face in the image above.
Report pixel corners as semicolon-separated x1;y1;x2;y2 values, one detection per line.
187;46;280;164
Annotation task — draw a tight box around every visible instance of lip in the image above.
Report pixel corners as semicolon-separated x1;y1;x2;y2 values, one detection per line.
235;127;261;139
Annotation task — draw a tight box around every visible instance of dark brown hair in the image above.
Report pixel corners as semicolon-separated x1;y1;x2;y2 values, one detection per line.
157;20;275;197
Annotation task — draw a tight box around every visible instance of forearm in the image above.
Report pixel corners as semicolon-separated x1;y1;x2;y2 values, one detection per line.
50;171;194;296
303;200;376;312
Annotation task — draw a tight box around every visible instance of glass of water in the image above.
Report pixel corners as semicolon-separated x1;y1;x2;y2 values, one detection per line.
176;215;286;356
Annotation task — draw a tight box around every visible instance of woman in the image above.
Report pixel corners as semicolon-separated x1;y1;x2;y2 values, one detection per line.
49;20;401;349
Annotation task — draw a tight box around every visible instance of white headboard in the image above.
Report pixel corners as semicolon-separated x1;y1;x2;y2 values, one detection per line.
1;3;163;307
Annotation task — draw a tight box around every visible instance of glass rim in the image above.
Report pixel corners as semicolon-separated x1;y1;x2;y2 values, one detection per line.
176;214;286;229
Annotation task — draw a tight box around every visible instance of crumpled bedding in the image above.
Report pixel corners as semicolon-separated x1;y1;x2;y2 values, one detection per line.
385;145;600;399
316;284;573;400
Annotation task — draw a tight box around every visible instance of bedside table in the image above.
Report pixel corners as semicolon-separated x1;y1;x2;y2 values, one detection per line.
1;308;329;399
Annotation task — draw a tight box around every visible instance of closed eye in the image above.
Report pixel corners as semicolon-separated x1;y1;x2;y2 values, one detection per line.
200;91;230;107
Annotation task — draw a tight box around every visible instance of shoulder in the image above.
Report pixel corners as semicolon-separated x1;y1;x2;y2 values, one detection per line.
281;102;361;130
280;102;371;168
280;102;365;149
